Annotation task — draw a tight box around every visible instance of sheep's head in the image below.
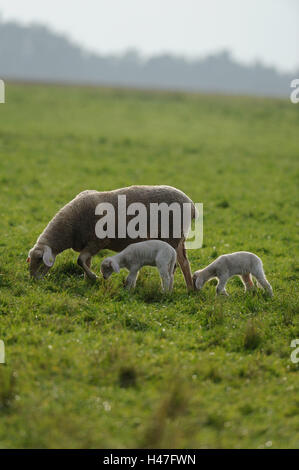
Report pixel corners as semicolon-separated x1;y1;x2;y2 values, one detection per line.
100;257;120;280
27;244;56;279
193;271;205;290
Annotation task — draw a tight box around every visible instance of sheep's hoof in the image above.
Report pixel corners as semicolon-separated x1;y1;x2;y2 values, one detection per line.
85;273;98;281
125;283;134;290
217;291;229;296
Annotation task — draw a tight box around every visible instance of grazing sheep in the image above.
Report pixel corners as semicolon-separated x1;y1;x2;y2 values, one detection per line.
193;251;273;296
28;185;196;289
101;240;177;291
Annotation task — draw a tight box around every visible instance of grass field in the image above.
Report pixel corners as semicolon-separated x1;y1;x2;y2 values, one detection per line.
0;83;298;449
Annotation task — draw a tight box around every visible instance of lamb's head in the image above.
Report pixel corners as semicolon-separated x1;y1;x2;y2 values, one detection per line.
100;257;120;280
27;244;56;279
193;270;205;290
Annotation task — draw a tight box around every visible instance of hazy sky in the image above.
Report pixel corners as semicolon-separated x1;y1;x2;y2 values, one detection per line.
0;0;298;72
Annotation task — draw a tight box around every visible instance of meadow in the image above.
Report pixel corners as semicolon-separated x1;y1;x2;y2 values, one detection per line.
0;83;298;448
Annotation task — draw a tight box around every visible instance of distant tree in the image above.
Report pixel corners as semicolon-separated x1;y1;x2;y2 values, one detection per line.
0;19;293;97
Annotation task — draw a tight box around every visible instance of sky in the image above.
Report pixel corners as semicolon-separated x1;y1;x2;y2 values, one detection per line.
0;0;298;72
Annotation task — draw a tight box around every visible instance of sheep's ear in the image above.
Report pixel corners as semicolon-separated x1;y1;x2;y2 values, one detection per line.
27;249;32;263
111;259;120;273
43;246;55;267
195;277;200;289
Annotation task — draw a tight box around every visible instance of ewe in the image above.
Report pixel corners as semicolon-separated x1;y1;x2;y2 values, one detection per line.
28;185;196;289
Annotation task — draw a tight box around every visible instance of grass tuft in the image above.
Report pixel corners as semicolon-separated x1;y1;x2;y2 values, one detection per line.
118;366;138;388
140;378;189;448
244;320;262;350
0;368;16;411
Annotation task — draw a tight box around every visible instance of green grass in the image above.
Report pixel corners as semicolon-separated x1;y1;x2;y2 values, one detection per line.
0;83;298;449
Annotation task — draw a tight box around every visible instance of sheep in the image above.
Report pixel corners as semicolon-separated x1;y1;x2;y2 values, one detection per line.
193;251;273;296
101;240;177;291
27;185;197;289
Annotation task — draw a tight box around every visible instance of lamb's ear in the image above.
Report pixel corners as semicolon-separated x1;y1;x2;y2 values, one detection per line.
195;277;200;289
43;246;56;267
111;259;120;273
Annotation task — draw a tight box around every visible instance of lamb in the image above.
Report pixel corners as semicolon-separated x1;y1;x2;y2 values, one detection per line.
193;251;273;296
101;240;177;291
27;185;197;289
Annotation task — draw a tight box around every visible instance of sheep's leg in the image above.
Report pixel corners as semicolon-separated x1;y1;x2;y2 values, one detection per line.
216;276;229;296
176;239;193;290
78;251;98;281
156;256;174;292
168;274;174;292
241;273;254;292
252;267;273;297
125;269;139;290
167;260;176;292
84;256;92;280
159;269;171;292
255;276;273;297
161;274;171;292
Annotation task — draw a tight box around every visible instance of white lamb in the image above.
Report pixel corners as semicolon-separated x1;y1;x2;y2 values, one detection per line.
100;240;177;292
193;251;273;296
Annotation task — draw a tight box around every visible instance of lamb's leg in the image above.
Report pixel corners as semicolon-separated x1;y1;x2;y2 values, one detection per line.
156;255;174;292
168;259;176;292
78;250;98;281
168;274;174;292
252;267;273;297
241;273;254;292
216;276;229;296
125;269;139;290
176;239;193;290
159;269;171;292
